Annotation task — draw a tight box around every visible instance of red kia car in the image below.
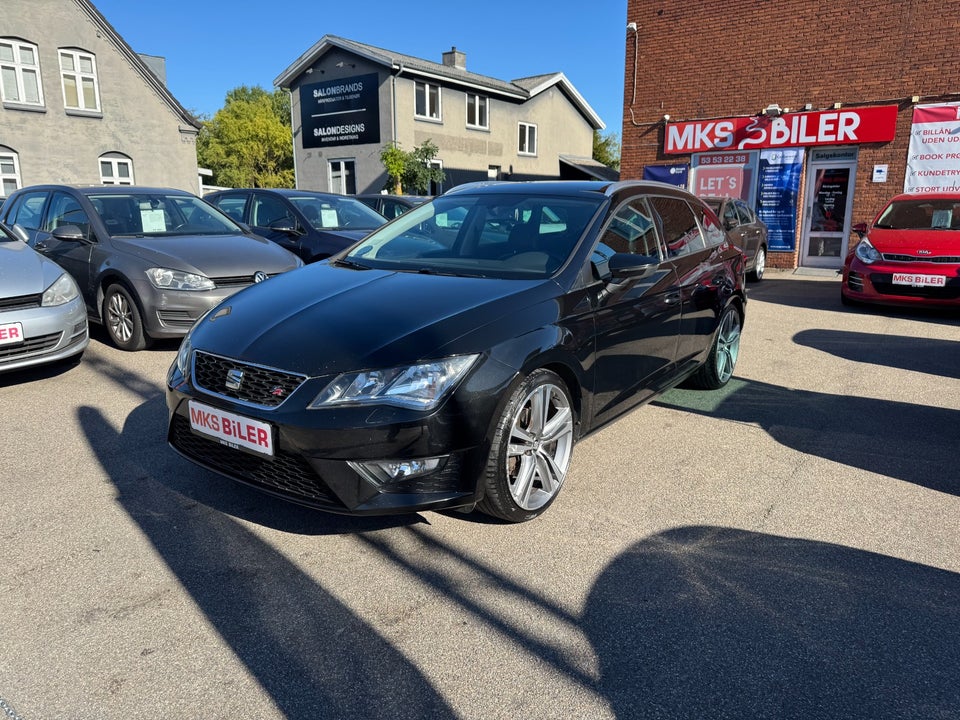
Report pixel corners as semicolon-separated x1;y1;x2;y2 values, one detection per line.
841;193;960;308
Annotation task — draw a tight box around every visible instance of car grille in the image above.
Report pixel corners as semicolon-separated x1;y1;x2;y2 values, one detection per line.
193;350;306;408
170;414;344;509
213;273;280;288
882;253;960;264
0;331;61;360
0;293;42;312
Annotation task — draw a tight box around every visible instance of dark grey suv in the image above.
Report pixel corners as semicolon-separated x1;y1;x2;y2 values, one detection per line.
0;185;302;350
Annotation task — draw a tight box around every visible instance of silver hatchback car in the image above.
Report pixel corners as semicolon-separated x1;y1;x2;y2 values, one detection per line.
0;222;88;374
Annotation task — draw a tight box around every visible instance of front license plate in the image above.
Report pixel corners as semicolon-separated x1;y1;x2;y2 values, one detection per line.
0;322;24;346
892;273;946;287
188;400;274;456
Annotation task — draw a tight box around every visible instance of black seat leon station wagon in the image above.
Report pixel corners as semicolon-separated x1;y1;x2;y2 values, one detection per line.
166;180;747;522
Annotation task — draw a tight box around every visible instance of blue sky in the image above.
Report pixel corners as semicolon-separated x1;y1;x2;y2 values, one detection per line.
89;0;628;138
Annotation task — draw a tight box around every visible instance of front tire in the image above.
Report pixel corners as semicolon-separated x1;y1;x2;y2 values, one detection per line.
749;245;766;281
103;284;151;351
477;369;575;522
691;304;742;390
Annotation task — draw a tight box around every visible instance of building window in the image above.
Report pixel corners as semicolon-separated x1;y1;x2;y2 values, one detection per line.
329;159;356;195
466;94;488;129
0;39;43;107
415;81;442;121
518;122;537;156
428;160;443;196
100;154;134;185
60;49;100;112
0;151;21;198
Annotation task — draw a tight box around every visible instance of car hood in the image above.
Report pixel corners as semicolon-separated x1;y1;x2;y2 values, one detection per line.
867;227;960;256
0;240;67;297
188;262;556;376
112;233;301;275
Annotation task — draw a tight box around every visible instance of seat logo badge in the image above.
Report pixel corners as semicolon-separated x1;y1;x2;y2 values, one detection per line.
226;368;244;390
253;271;268;283
270;386;285;397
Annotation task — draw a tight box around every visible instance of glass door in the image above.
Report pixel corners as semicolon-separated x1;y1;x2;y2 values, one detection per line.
800;151;858;268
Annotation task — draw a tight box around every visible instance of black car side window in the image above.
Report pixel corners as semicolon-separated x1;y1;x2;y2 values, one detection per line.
734;200;754;224
597;196;663;260
252;194;295;228
648;196;705;258
721;201;740;230
6;190;48;231
213;194;248;223
691;200;726;247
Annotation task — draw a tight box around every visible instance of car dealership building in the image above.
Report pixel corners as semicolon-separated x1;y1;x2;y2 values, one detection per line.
620;0;960;271
274;36;614;196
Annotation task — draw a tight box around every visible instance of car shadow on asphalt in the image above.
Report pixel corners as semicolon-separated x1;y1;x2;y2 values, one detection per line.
583;525;960;718
76;347;456;718
793;329;960;379
655;378;959;496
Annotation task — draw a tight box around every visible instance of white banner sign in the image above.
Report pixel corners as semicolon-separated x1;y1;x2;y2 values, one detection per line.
904;103;960;193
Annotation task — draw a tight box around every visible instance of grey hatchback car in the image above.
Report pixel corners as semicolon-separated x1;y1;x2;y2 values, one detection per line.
0;186;302;350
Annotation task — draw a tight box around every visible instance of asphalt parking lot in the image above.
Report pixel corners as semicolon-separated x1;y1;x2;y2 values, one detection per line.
1;272;958;719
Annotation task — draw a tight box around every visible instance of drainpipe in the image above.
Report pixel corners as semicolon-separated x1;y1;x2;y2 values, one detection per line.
391;62;405;145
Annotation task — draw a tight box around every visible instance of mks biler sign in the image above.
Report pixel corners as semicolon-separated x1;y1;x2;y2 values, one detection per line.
300;73;380;149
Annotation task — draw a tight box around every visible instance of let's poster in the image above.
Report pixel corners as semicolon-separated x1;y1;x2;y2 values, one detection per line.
904;103;960;193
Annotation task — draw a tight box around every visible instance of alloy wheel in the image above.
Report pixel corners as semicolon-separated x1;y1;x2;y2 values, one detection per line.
505;382;574;511
107;291;134;343
714;309;741;383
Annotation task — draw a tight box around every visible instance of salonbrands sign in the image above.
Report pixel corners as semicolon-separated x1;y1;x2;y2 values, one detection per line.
664;106;898;155
300;72;381;149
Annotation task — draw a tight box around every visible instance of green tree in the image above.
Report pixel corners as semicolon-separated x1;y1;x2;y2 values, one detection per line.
197;85;294;189
379;140;446;195
592;130;621;172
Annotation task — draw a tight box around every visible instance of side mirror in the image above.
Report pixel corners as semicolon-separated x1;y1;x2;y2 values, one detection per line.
10;223;30;242
724;218;738;231
269;218;299;234
853;222;868;239
51;225;87;242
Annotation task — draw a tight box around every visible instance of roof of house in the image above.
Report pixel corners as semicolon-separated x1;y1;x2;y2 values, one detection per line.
77;0;201;130
274;35;604;130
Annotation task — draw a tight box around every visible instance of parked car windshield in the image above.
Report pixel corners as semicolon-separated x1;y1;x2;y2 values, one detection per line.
875;198;960;231
89;192;242;237
288;195;385;231
344;193;602;279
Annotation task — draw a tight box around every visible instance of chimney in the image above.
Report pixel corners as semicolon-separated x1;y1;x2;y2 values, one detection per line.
442;47;466;70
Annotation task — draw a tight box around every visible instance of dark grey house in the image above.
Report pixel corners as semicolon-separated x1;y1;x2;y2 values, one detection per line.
274;36;610;195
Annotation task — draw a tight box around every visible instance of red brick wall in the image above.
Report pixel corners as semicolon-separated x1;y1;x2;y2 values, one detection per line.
621;0;960;264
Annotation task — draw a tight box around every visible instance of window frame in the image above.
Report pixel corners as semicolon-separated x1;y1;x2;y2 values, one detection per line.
465;93;488;130
0;38;44;108
518;122;537;156
0;151;22;199
59;48;101;113
99;155;134;185
415;80;442;122
328;158;357;195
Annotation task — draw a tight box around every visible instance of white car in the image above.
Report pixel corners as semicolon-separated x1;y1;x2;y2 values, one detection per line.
0;222;88;374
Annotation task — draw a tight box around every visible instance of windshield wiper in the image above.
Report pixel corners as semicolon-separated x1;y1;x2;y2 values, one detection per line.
332;257;370;270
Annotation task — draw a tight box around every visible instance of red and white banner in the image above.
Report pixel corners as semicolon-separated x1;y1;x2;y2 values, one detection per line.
664;105;899;155
904;103;960;194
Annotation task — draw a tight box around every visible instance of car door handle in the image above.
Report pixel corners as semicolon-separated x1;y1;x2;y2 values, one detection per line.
34;240;48;251
664;292;681;305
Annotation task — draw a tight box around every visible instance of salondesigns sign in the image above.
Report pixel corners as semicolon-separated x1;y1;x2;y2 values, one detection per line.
300;73;381;149
904;103;960;193
664;106;898;155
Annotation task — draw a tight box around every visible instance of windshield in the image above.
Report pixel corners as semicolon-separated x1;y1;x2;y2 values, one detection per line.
343;193;602;279
88;192;242;237
875;199;960;231
289;196;385;231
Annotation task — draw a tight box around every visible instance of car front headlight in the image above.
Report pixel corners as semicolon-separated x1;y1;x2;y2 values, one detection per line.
175;335;193;376
146;267;215;291
309;355;480;411
41;272;80;306
854;239;881;265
